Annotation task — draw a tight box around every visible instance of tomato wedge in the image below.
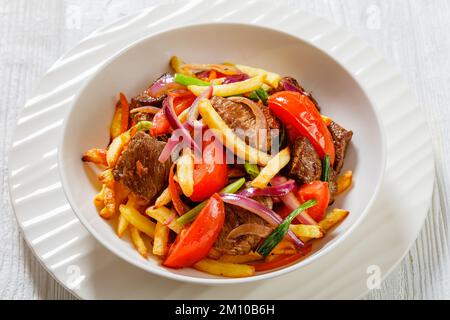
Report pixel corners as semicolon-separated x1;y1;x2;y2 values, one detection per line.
268;91;335;165
150;90;196;136
189;142;228;202
297;181;329;221
253;245;312;272
164;194;225;268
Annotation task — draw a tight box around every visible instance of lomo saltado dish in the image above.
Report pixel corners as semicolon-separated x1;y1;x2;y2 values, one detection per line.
82;57;353;277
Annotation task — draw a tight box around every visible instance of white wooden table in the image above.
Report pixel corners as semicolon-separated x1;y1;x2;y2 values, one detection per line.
1;0;449;300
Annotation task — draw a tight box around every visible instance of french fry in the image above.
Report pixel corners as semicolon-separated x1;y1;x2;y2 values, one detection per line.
270;240;297;256
289;224;324;239
145;206;182;233
106;131;131;168
114;181;130;206
198;99;271;166
318;209;349;232
336;171;353;195
155;187;171;208
117;213;129;237
235;64;281;88
188;75;265;97
110;102;123;139
82;148;108;167
194;259;255;278
94;185;106;211
251;147;290;189
178;108;190;124
153;222;169;256
119;204;155;238
170;56;194;76
177;148;194;197
130;226;148;258
219;252;263;264
98;169;115;188
100;185;115;219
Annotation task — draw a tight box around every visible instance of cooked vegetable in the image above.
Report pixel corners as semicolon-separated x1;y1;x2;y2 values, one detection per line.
257;199;317;257
106;130;131;168
182;63;243;76
176;148;194;197
188;75;265;97
270;239;297;255
239;179;295;198
94;185;106;211
174;73;210;86
153;222;170;256
268;91;335;164
219;252;263;264
321;154;331;183
318;208;349;232
251;147;290;189
170;56;193;76
194;258;255;278
117;213;129;237
177;178;245;226
130;226;148;258
82;148;108;167
297;181;329;222
220;193;303;247
110;102;123;139
164;194;225;268
130;106;160;115
146;206;182;233
197;98;271;165
289;224;324;239
235;64;281;88
187;86;213;127
147;73;184;98
321;115;332;126
168;164;189;216
119;204;155;238
154;187;171;208
336;171;353;195
244;162;260;180
255;88;269;105
253;245;312;272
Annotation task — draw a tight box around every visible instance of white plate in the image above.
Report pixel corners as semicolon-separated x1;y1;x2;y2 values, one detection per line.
8;0;434;299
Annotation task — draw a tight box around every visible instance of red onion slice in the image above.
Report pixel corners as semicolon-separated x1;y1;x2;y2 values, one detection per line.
239;179;296;198
130;106;161;114
270;176;317;225
187;85;213;127
148;73;184;98
227;223;273;240
222;73;249;84
220;193;304;247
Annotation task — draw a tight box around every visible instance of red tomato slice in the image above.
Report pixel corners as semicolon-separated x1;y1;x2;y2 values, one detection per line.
164;194;225;268
268;91;335;165
189;142;228;202
297;181;329;221
150;90;196;136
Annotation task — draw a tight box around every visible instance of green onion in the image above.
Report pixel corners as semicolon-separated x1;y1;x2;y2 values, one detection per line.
257;199;318;257
255;88;269;105
177;178;246;226
174;73;210;87
321;154;331;183
244;162;260;180
248;91;260;102
134;121;152;132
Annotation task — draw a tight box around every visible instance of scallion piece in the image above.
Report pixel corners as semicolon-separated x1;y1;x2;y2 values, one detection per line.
321;154;331;183
134;121;153;132
255;88;269;105
248;91;260;102
177;178;246;226
174;73;210;87
257;199;318;257
244;162;260;180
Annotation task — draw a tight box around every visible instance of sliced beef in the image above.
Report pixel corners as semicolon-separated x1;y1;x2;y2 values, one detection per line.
276;76;321;112
287;136;322;185
210;96;280;153
214;204;271;256
113;131;171;203
328;121;353;174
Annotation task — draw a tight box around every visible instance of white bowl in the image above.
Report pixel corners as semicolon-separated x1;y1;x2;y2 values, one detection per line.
59;23;386;285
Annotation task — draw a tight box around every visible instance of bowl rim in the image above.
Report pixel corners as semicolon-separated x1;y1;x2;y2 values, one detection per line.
58;21;387;285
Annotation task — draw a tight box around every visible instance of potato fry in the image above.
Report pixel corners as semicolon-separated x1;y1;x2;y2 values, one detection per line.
82;148;108;167
251;147;290;189
176;148;194;197
235;64;281;88
178;107;190;124
153;222;169;256
110;102;123;139
188;75;265;97
194;259;255;278
98;169;115;188
155;187;171;208
270;240;297;256
94;184;106;211
219;252;263;264
106;131;131;168
114;182;130;206
336;171;353;195
198;98;271;166
170;56;194;76
289;224;324;239
318;209;349;232
145;206;182;233
117;213;129;237
130;226;148;258
119;204;155;237
100;185;115;219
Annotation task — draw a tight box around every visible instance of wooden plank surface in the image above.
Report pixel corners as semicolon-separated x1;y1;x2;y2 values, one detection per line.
1;0;449;299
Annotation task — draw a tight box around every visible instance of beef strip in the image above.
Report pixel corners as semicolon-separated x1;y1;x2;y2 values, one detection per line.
214;204;272;256
287;136;322;185
113;131;171;203
276;76;321;112
327;121;353;174
210;96;280;153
